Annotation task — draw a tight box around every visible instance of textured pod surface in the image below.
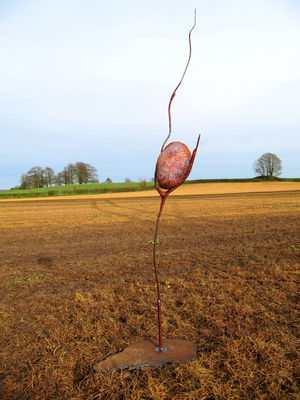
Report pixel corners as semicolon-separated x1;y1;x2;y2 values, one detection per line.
156;142;191;189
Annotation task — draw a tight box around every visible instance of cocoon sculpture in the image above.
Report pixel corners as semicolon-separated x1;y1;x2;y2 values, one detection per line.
94;10;200;372
155;142;191;189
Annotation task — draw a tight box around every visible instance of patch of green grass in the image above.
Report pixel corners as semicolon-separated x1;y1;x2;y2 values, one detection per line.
148;239;160;244
112;278;126;284
2;271;43;289
154;280;171;288
0;181;155;199
16;271;43;283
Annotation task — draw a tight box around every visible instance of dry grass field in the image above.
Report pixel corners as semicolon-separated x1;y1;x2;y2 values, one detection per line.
0;183;299;399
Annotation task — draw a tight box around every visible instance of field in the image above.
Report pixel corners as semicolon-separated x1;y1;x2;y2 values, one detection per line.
0;181;155;199
1;178;299;199
0;183;299;399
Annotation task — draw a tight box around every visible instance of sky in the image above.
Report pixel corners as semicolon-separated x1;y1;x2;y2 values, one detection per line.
0;0;299;189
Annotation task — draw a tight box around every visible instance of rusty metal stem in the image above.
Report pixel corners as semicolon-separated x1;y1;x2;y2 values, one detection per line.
153;194;167;351
161;9;197;153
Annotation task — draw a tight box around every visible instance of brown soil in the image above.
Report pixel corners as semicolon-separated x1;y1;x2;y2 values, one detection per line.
2;181;299;202
0;185;299;399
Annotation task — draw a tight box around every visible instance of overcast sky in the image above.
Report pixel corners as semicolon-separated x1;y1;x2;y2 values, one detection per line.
0;0;299;189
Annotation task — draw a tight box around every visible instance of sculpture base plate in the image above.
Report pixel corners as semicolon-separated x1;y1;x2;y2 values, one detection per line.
93;338;197;372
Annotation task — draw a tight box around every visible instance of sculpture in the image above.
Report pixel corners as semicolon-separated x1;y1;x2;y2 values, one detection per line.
94;9;200;372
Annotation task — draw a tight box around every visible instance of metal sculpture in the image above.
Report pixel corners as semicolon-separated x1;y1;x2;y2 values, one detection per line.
151;7;200;357
94;10;200;372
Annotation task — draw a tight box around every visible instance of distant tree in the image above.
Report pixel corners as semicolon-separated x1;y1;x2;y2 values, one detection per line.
20;173;30;189
55;162;98;185
27;166;44;188
59;163;77;185
75;162;99;184
54;171;65;186
18;162;99;188
86;164;99;183
253;153;282;179
66;163;77;184
88;177;99;184
105;178;112;183
44;167;55;187
85;163;99;183
124;178;132;183
19;167;44;188
59;167;69;185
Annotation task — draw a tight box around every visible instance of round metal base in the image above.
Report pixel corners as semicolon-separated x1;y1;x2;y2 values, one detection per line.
93;338;197;372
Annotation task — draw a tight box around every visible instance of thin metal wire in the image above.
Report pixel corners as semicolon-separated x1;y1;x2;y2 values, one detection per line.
160;9;197;153
152;195;167;351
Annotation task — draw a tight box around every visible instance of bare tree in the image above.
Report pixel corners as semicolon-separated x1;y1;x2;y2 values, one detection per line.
253;153;282;178
27;166;44;188
62;167;69;185
86;164;99;183
54;171;65;186
56;164;78;185
44;167;55;187
66;163;77;185
125;178;132;183
20;173;30;189
75;162;87;184
75;162;99;184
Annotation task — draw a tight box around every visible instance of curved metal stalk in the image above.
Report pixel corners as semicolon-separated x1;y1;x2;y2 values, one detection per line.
152;195;167;352
153;9;198;353
161;9;197;153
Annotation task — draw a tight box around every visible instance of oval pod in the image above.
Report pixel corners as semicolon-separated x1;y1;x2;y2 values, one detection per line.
155;141;191;189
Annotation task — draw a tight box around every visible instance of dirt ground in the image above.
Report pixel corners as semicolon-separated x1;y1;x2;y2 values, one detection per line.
0;183;299;399
2;181;300;202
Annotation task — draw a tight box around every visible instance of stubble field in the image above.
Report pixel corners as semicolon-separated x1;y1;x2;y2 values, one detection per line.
0;183;299;399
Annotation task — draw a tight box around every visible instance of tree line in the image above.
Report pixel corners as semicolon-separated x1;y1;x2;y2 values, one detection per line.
19;162;99;189
18;152;282;190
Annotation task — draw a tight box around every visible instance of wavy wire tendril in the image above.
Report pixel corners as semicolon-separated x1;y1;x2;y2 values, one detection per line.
160;9;197;153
